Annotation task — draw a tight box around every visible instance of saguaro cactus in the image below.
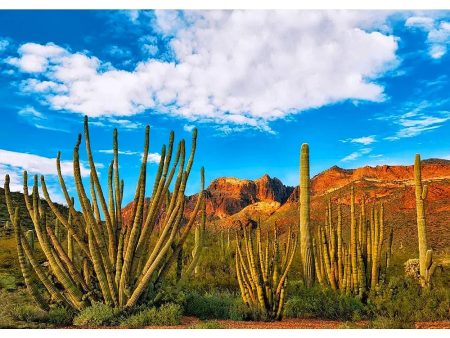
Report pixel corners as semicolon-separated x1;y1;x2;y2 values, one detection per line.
4;116;205;311
299;143;315;287
235;223;297;321
414;154;436;287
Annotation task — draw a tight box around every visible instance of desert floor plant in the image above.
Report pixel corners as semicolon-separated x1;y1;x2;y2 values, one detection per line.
3;116;205;312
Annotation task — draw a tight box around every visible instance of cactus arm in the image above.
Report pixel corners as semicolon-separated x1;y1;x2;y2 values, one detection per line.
83;116;115;262
41;176;91;259
350;185;359;292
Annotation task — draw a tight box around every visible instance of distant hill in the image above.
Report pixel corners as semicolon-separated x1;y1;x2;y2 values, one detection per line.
2;159;449;260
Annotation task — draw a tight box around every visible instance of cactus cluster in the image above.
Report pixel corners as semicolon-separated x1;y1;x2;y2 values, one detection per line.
313;185;389;296
3;116;205;311
235;223;297;321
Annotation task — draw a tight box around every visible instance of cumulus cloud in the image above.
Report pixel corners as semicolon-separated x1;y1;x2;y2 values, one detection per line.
7;42;67;73
8;11;398;132
341;148;372;162
406;16;450;59
0;149;91;177
341;135;376;145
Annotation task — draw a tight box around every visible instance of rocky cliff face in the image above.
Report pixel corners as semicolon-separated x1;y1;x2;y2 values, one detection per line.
123;159;450;254
198;175;293;219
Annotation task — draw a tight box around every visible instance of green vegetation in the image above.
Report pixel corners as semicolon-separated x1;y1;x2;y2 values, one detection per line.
183;290;248;320
235;223;297;320
118;303;182;328
189;320;224;329
73;303;118;327
284;282;367;321
0;123;449;328
3;116;205;311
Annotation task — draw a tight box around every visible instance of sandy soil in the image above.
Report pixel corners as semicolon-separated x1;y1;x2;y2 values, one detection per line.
141;317;450;329
69;317;450;329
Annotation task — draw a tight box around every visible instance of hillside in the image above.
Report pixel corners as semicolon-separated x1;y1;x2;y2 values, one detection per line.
2;159;450;259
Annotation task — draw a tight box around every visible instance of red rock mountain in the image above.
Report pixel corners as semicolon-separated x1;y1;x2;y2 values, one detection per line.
124;159;450;257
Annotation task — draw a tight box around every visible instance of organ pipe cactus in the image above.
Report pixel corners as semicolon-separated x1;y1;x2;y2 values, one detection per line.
299;143;315;287
313;188;387;296
3;116;205;311
235;223;297;321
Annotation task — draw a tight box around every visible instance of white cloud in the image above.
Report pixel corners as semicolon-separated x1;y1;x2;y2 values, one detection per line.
17;106;68;133
183;124;195;132
0;149;90;177
107;45;132;59
98;149;141;156
0;38;10;53
340;147;372;162
341;135;376;145
7;42;67;73
90;117;142;130
405;16;450;59
9;11;398;132
18;106;45;119
148;152;161;164
0;163;66;204
383;104;450;140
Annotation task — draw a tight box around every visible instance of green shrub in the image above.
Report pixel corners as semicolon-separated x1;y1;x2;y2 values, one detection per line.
47;307;75;326
368;276;450;323
368;316;414;329
11;304;47;323
119;303;182;328
184;291;247;320
284;282;367;320
73;303;117;327
0;273;16;291
189;320;224;329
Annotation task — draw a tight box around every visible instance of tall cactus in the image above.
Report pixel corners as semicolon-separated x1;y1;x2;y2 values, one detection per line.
4;116;205;311
299;143;315;287
313;188;387;296
235;222;297;321
414;154;435;287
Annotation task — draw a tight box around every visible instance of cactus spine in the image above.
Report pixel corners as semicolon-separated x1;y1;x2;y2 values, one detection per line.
4;116;205;311
299;143;315;287
236;223;297;321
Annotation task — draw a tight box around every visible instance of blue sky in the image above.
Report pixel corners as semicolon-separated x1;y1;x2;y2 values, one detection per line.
0;10;449;204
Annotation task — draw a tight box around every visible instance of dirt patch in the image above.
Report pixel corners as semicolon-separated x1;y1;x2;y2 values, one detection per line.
415;322;450;329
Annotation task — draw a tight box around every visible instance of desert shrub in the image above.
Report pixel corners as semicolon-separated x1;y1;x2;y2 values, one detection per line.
368;276;450;324
183;290;247;320
11;304;47;323
73;303;118;327
284;281;367;320
0;273;16;291
46;307;75;326
404;259;420;281
119;303;182;328
189;320;224;329
368;316;414;329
